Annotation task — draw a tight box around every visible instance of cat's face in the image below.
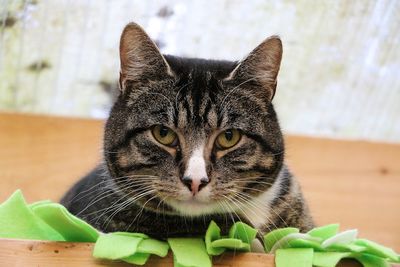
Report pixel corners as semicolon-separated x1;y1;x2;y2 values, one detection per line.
104;23;284;217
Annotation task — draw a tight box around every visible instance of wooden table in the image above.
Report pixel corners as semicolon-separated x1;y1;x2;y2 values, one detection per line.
0;112;399;266
0;238;365;267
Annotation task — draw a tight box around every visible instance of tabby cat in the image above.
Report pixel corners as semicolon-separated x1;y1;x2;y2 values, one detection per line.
61;22;314;239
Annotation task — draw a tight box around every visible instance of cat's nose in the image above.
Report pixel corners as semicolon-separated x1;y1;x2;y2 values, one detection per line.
181;176;210;195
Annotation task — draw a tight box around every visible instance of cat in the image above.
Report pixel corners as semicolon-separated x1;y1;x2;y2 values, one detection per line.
61;22;314;239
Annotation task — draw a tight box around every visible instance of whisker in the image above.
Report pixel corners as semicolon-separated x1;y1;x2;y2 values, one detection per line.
102;190;156;229
227;192;277;242
76;188;124;216
69;174;160;203
94;196;132;224
227;189;291;248
88;185;156;218
124;194;159;231
220;197;244;256
75;179;154;216
67;179;117;203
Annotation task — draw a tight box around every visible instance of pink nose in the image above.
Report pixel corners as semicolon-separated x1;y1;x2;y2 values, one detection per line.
181;176;210;195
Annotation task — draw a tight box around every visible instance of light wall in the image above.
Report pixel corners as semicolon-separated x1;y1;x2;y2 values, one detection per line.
1;0;399;142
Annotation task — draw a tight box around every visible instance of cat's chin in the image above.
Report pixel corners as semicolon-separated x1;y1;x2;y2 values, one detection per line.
167;199;223;217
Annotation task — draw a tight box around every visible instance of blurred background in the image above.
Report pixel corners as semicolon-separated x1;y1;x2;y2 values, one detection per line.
0;0;400;253
1;0;399;143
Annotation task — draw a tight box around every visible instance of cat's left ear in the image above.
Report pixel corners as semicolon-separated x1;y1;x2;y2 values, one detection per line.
225;36;282;101
119;22;174;92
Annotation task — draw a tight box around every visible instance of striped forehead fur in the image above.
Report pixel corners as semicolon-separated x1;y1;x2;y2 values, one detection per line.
123;56;273;132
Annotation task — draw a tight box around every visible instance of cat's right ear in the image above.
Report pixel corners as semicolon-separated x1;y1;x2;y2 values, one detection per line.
119;22;174;92
224;36;282;101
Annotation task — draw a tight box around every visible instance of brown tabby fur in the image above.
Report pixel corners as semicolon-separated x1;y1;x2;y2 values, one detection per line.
61;22;314;239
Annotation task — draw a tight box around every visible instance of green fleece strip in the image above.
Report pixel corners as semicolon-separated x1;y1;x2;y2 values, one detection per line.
0;190;63;241
312;252;352;267
92;232;169;265
307;224;340;241
275;248;314;267
211;238;250;251
136;238;169;257
122;253;151;265
263;227;299;252
204;221;225;255
32;203;99;242
204;221;257;254
228;221;258;244
355;253;390;267
93;232;143;260
354;239;399;262
168;238;211;267
0;190;399;267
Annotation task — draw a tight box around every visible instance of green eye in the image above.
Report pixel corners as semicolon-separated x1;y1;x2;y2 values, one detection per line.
216;129;241;149
152;125;178;146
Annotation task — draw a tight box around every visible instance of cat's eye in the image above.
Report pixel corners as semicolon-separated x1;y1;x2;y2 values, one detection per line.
151;125;178;147
216;129;241;149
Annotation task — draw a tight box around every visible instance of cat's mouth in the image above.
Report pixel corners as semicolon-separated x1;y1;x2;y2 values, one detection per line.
166;198;222;217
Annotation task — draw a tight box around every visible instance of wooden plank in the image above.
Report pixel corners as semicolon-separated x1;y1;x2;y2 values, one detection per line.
0;238;275;267
0;112;399;253
0;239;367;267
0;112;103;203
0;239;128;267
285;136;400;251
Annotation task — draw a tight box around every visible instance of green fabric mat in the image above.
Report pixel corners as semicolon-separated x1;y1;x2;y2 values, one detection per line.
0;190;399;267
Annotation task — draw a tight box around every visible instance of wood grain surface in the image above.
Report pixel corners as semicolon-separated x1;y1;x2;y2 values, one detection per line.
0;112;399;263
0;238;366;267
